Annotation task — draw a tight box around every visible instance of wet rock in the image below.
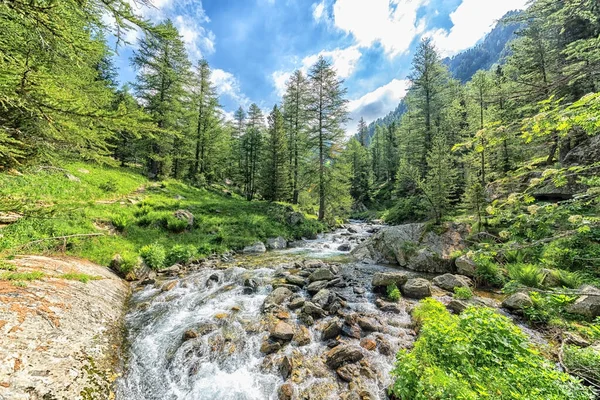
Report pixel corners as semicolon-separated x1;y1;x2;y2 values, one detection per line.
325;345;364;369
243;242;267;254
447;299;469;314
161;264;182;275
261;339;282;354
263;287;293;310
302;302;326;318
502;292;533;312
342;324;362;339
455;255;477;277
371;272;408;287
271;321;295;341
347;226;359;234
432;273;472;291
312;289;332;308
278;382;294;400
360;338;377;351
322;318;343;340
267;237;287;250
375;298;402;313
336;363;359;382
376;337;393;356
208;273;219;282
401;278;431;299
357;317;382;332
276;311;291;319
183;329;198;341
567;285;600;319
196;323;217;336
309;268;335;282
288;240;307;248
353;287;366;295
161;281;178;292
337;243;351;251
288;296;305;310
293;325;311;346
280;356;293;379
173;209;194;229
326;339;340;348
307;280;329;293
285;274;306;286
304;260;325;269
272;283;302;293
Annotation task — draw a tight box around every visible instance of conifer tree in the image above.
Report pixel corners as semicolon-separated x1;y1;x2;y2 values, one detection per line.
263;105;289;201
242;104;264;200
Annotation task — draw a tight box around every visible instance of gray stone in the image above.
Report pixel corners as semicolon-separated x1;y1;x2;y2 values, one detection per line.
288;296;305;310
322;318;343;340
567;286;600;319
173;209;194;228
337;243;351;251
502;292;533;312
279;356;292;380
243;242;267;254
401;278;431;299
325;345;364;369
307;280;329;293
447;299;469;314
357;317;382;332
455;255;477;277
302;302;326;318
312;289;332;308
267;237;288;250
375;298;402;313
271;321;295;341
432;274;472;291
260;339;281;354
288;212;304;225
371;272;408;287
263;287;293;311
285;274;306;287
308;268;335;282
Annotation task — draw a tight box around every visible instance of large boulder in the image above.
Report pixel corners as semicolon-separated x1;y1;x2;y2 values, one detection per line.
502;292;533;312
567;285;600;319
309;268;335;282
243;242;267;254
455;255;477;277
371;272;408;288
401;278;431;299
267;237;287;250
432;274;472;291
263;287;293;311
325;345;364;369
351;223;469;273
312;289;332;308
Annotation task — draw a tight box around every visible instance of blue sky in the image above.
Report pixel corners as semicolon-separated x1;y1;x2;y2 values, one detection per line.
113;0;529;133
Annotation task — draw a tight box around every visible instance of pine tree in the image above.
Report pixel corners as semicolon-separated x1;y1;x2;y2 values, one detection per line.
131;20;191;179
263;105;289;201
346;137;371;205
307;56;349;221
424;134;457;223
242;104;264;200
357;117;368;147
467;70;493;184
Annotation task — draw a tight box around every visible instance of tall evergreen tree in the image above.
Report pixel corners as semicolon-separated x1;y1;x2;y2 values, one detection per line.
242;103;264;200
263;105;289;201
307;56;349;221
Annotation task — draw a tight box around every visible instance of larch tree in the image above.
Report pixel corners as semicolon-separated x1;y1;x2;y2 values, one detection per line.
263;105;289;201
242;103;264;200
306;56;349;221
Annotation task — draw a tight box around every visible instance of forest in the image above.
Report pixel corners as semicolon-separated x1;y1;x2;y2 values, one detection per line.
1;0;600;399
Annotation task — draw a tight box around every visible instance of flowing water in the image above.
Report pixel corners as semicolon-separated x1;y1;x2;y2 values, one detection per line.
116;222;418;400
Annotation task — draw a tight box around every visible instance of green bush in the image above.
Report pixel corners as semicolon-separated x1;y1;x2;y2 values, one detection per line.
117;252;141;274
551;269;584;289
564;345;600;384
165;215;189;233
387;284;401;301
98;180;117;192
111;215;129;233
389;298;594;400
508;263;545;288
453;286;473;300
383;196;427;224
140;243;166;270
473;253;505;287
166;244;197;266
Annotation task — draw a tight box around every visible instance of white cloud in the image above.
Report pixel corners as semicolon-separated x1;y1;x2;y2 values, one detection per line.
174;15;215;60
427;0;529;56
312;1;327;22
346;79;410;134
212;69;250;107
332;0;429;57
302;45;362;78
272;71;292;97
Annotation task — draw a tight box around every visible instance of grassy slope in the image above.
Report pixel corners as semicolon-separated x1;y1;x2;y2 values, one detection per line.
0;162;324;267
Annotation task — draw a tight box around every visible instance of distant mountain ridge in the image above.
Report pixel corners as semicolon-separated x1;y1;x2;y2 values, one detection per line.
363;10;523;143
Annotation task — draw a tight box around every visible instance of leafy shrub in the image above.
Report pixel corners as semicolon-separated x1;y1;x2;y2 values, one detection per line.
117;252;141;274
563;345;600;384
387;284;401;301
166;244;197;266
165;215;189;233
389;298;594;400
98;180;117;192
522;291;576;324
111;215;129;233
473;253;504;287
453;286;473;300
134;204;152;217
508;263;544;288
551;269;584;289
383;196;427;224
140;243;166;270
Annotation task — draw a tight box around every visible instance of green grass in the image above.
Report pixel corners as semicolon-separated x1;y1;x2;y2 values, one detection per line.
0;162;325;269
0;271;45;281
0;261;16;271
59;272;102;283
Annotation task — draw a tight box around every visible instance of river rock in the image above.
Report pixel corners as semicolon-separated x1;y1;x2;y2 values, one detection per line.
302;302;326;318
261;339;282;354
375;298;402;313
173;209;194;228
401;278;431;299
502;292;533;312
567;285;600;319
432;274;472;291
337;243;351;251
288;296;305;310
280;356;293;379
325;345;364;369
322;318;343;340
304;259;325;269
271;321;295;341
307;280;329;293
183;329;198;341
278;382;294;400
357;317;382;332
447;299;470;314
312;289;332;308
162;281;178;292
267;237;288;250
351;222;469;273
371;272;408;287
263;287;293;310
285;274;306;286
336;364;359;382
360;338;377;351
455;255;477;277
243;242;267;254
309;268;335;282
293;325;311;346
341;324;361;339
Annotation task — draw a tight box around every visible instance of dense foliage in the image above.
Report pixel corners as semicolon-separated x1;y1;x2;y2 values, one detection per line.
390;299;594;400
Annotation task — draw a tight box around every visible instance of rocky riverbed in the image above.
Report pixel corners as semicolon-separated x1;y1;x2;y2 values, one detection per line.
115;222;502;400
